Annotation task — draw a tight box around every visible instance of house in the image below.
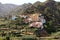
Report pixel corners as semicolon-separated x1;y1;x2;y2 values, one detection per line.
29;22;43;29
29;13;39;21
19;15;27;19
11;16;17;20
39;15;46;24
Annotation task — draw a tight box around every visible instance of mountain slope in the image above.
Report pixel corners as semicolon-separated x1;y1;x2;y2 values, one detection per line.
0;3;18;16
10;0;60;32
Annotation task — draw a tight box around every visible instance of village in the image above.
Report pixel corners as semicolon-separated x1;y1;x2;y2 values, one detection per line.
0;13;60;40
0;0;60;40
0;13;47;36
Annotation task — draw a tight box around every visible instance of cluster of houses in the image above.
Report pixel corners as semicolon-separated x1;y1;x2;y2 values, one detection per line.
19;13;48;37
19;13;46;30
0;13;47;37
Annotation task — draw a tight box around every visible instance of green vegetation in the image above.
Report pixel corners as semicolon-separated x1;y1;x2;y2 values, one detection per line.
0;0;60;40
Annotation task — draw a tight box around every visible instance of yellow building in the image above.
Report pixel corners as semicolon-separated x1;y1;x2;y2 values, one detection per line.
29;13;40;21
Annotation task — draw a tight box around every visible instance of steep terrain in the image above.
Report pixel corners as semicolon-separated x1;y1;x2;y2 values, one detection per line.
0;3;18;17
11;3;32;15
11;0;60;32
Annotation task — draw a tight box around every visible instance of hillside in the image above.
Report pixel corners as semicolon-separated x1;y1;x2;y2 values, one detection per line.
0;0;60;40
11;0;60;25
0;3;18;17
9;0;60;34
11;3;32;15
